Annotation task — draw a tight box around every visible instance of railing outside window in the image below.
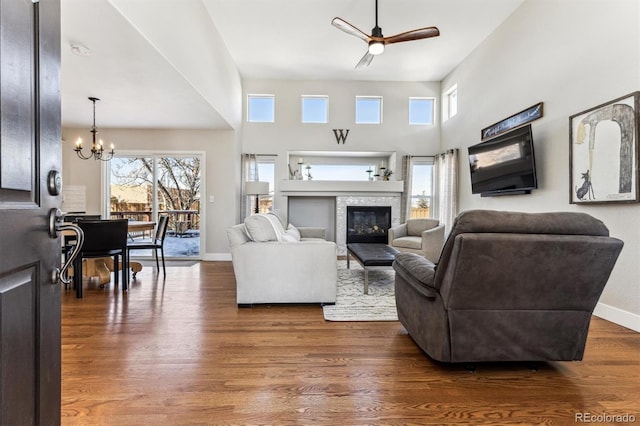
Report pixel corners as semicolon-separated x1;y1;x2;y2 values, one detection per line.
111;209;200;238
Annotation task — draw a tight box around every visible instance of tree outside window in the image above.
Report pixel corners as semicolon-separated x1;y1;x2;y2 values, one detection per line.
110;156;201;256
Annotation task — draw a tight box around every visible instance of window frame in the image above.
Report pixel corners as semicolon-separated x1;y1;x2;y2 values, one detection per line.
409;156;435;219
442;85;458;122
301;95;329;124
355;95;383;124
247;94;275;123
409;97;436;126
255;155;276;213
105;150;205;259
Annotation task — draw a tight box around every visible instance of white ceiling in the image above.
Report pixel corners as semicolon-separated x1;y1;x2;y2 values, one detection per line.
61;0;525;130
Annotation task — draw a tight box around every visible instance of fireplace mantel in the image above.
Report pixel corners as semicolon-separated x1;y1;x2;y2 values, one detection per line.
279;180;403;196
285;188;402;255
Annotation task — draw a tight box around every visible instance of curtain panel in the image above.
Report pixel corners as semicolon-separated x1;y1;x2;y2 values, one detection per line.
434;149;458;236
400;155;412;223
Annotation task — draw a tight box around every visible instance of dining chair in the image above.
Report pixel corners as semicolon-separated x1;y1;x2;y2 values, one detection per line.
127;215;169;278
62;214;102;263
72;219;129;298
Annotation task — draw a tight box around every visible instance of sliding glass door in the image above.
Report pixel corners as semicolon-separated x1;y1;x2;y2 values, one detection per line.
108;153;202;259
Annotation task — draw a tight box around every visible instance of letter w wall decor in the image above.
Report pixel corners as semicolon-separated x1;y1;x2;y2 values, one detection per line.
333;129;350;144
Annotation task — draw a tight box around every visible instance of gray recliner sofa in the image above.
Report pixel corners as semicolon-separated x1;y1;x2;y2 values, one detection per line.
392;209;624;363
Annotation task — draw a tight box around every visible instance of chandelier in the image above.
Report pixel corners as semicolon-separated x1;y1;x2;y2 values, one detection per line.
74;97;115;161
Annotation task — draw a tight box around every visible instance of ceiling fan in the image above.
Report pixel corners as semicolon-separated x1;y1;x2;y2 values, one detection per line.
331;0;440;69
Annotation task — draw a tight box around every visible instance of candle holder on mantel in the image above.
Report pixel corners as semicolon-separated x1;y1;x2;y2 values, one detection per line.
305;163;313;180
366;167;374;181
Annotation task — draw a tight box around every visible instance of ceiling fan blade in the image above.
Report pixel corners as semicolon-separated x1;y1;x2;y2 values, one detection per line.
355;51;375;69
331;17;371;43
384;26;440;44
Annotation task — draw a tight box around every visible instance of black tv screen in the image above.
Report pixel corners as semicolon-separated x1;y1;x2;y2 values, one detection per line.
468;124;537;195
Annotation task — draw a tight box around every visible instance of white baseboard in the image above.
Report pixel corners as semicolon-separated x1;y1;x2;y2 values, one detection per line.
593;302;640;332
202;253;232;261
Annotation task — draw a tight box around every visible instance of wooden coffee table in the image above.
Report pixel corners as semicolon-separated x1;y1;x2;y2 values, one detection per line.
346;243;400;294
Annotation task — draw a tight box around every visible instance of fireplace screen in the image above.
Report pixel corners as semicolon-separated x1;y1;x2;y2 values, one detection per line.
346;206;391;244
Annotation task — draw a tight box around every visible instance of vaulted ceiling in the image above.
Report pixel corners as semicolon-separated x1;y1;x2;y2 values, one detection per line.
61;0;525;130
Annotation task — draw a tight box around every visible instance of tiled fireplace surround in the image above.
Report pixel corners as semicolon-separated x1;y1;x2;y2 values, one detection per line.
281;181;402;256
336;196;400;255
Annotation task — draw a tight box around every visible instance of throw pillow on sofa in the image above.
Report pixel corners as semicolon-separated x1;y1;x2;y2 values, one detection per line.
284;223;301;242
244;213;286;242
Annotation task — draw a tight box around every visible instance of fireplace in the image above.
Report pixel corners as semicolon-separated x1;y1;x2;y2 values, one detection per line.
346;206;391;244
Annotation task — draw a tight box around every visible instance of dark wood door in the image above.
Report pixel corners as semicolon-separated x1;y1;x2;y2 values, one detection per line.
0;0;61;424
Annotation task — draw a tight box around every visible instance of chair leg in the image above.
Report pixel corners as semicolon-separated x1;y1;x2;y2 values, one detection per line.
154;247;160;272
123;252;128;291
160;247;166;277
127;249;132;279
114;256;119;287
74;256;83;298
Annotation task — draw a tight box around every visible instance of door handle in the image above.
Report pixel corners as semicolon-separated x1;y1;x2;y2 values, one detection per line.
48;208;84;285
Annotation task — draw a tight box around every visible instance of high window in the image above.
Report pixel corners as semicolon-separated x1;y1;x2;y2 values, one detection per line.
290;155;389;181
302;95;328;123
409;97;435;125
355;96;382;124
303;164;372;181
443;85;458;121
247;94;275;122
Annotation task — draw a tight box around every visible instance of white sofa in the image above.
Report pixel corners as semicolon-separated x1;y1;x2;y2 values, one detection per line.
227;212;337;305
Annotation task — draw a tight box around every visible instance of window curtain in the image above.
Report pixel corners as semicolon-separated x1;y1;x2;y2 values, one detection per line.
400;155;412;223
433;149;458;235
240;154;259;222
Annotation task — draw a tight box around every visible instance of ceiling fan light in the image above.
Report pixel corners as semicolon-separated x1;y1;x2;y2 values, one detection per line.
369;41;384;55
368;41;385;55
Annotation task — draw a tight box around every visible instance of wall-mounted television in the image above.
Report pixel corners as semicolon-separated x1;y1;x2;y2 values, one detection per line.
468;124;537;196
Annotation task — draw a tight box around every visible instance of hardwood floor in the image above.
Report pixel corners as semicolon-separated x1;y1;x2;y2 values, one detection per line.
61;261;640;425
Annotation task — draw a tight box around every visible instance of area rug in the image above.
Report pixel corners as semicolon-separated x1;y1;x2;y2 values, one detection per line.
322;261;398;321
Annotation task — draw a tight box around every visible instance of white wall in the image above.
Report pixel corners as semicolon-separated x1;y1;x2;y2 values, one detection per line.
242;79;441;213
109;0;243;129
441;0;640;330
62;128;239;258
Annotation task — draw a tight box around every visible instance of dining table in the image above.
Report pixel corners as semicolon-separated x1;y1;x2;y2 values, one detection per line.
65;220;156;285
126;220;157;235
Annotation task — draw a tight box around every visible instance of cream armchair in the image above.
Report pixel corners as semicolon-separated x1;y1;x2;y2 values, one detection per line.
388;218;445;262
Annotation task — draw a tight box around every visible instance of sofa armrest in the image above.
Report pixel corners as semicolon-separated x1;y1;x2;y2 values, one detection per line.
298;227;326;239
393;252;437;298
388;223;408;243
421;224;445;262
